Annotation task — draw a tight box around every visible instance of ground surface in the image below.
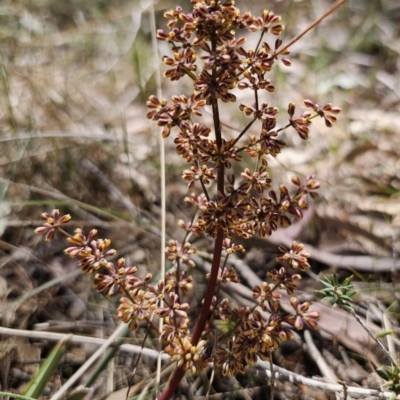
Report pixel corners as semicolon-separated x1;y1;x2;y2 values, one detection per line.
0;0;400;399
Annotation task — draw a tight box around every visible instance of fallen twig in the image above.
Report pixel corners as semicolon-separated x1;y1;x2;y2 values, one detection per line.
0;326;168;360
258;360;399;399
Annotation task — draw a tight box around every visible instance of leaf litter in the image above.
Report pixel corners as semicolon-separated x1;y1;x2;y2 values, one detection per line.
1;0;400;398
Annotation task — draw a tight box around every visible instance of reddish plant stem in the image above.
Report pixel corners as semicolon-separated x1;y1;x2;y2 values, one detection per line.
210;36;224;196
191;229;224;344
160;34;225;400
159;230;224;400
213;100;225;194
158;364;185;400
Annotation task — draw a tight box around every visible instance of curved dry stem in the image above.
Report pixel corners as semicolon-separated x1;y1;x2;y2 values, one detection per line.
275;0;347;57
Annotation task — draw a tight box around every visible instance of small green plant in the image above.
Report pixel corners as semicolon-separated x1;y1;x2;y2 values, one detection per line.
318;273;400;399
35;1;345;398
317;272;357;312
377;364;400;400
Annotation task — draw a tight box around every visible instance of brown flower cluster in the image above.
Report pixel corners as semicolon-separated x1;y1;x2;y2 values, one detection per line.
35;212;204;367
213;243;319;377
147;0;340;243
36;0;342;395
35;210;320;378
147;0;335;382
35;209;71;242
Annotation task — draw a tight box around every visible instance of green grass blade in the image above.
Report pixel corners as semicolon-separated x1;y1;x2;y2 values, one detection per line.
0;392;36;400
22;335;72;398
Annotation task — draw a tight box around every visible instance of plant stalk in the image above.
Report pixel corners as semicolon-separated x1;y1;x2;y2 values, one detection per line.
159;230;224;399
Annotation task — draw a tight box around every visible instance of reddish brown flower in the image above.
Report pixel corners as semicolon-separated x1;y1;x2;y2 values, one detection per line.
35;209;71;242
165;239;197;268
276;241;311;271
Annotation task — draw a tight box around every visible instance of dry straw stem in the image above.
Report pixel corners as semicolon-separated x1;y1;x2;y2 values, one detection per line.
275;0;348;57
0;177;122;221
0;326;168;360
382;310;396;361
350;309;398;368
49;324;137;400
193;387;263;400
149;0;168;392
49;324;124;400
258;360;400;399
304;330;338;384
266;227;400;272
304;331;341;400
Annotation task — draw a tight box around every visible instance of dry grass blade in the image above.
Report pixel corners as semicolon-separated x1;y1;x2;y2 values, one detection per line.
276;0;348;56
258;361;400;399
50;323;130;400
266;228;400;272
148;0;167;397
0;326;167;359
304;330;340;400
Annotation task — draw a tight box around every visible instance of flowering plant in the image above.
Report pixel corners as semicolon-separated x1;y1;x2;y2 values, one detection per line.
36;1;342;398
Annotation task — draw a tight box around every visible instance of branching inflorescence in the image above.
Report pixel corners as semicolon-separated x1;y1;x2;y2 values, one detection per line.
35;1;341;398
